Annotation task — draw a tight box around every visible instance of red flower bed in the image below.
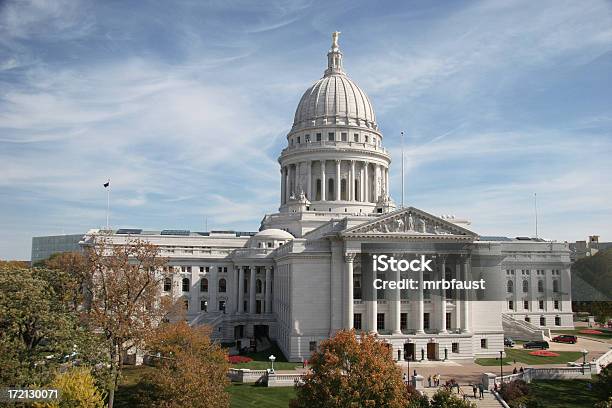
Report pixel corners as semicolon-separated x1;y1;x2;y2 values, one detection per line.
227;355;253;364
528;350;559;357
580;329;603;335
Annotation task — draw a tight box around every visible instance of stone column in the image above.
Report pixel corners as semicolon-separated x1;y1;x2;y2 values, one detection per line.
209;266;217;312
439;257;447;333
367;279;378;333
306;160;312;200
344;254;355;329
265;266;272;314
374;164;381;201
350;160;355;201
359;165;364;202
416;256;425;334
237;266;244;314
335;160;341;200
249;265;256;314
385;167;389;195
284;167;291;203
461;258;470;332
280;167;286;205
294;163;300;195
364;162;369;202
391;258;402;334
321;160;326;201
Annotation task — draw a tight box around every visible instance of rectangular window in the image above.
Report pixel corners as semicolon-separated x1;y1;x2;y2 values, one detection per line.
218;300;226;312
524;300;529;310
316;133;321;141
481;339;488;349
400;313;408;331
539;300;544;310
328;132;334;141
554;300;559;310
365;135;369;142
353;275;362;299
256;300;262;314
200;300;207;312
446;313;452;330
452;342;459;353
223;267;227;273
555;316;561;326
341;132;347;141
354;313;362;330
424;313;430;330
305;134;310;142
218;266;223;273
354;134;359;142
297;136;301;144
377;313;385;331
540;316;546;326
309;341;317;352
508;300;514;310
199;266;205;273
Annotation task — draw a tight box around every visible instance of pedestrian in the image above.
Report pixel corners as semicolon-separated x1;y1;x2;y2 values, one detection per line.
428;375;432;387
478;383;484;399
513;367;518;374
519;366;524;373
413;369;417;377
493;382;498;392
403;373;407;384
472;384;477;398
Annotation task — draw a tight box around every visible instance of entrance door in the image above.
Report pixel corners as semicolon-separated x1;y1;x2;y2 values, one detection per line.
427;342;437;360
404;343;416;361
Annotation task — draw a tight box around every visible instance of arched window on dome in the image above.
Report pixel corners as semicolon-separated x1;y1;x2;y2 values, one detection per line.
328;178;335;200
340;179;347;200
316;179;321;201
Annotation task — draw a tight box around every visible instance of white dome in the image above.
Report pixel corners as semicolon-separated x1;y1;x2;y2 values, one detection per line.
292;74;377;131
255;229;294;240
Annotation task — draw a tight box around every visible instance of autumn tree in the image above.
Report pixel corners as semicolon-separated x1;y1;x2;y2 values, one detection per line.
33;367;106;408
83;235;169;408
40;251;90;312
291;330;410;408
136;321;230;408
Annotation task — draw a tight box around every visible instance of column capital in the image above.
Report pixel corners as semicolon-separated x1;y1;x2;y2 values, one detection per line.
344;253;357;263
335;159;341;164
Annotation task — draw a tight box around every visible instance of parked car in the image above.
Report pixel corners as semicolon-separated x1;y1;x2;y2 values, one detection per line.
504;337;515;347
552;334;577;344
523;340;550;349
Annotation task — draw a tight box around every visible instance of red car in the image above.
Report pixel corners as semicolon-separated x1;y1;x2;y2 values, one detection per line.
552;334;577;344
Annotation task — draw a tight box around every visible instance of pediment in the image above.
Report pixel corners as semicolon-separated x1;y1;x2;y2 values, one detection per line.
341;207;478;239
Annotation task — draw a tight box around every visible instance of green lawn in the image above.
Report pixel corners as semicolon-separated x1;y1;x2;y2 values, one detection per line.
114;366;155;408
528;380;597;408
475;348;583;366
231;341;302;371
228;384;295;408
554;329;612;341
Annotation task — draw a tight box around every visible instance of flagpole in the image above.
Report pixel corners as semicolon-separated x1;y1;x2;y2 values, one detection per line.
534;193;538;239
401;131;405;208
106;180;110;230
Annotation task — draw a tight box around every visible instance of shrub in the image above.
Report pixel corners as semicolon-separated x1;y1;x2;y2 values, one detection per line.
429;389;476;408
33;367;106;408
499;379;529;407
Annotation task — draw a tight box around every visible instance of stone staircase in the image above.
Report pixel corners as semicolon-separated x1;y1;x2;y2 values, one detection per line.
420;388;503;407
189;312;225;340
502;313;551;341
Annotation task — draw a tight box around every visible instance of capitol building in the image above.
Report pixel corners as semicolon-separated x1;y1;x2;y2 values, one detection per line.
81;33;573;362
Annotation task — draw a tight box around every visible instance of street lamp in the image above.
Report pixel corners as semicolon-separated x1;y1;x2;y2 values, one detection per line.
582;349;588;374
269;354;276;372
499;350;504;384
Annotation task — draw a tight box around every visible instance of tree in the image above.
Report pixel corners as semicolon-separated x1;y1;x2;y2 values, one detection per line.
594;363;612;402
40;252;89;312
0;265;79;387
429;389;476;408
33;367;106;408
290;330;408;408
83;235;169;408
136;321;230;408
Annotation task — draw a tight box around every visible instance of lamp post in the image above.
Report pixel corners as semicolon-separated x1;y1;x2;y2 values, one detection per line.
582;349;588;374
269;354;276;372
499;350;504;385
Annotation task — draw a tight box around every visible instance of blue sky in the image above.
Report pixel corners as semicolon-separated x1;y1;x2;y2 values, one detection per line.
1;0;611;260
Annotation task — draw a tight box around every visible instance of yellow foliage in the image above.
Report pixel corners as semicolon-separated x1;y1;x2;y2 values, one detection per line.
33;367;106;408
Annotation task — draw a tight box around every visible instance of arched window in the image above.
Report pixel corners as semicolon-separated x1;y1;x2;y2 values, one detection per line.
507;280;514;293
340;179;347;200
182;278;190;292
328;178;335;200
316;179;321;201
200;278;208;292
538;280;544;293
522;280;529;293
553;280;559;293
163;277;172;292
218;278;226;293
256;279;263;294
